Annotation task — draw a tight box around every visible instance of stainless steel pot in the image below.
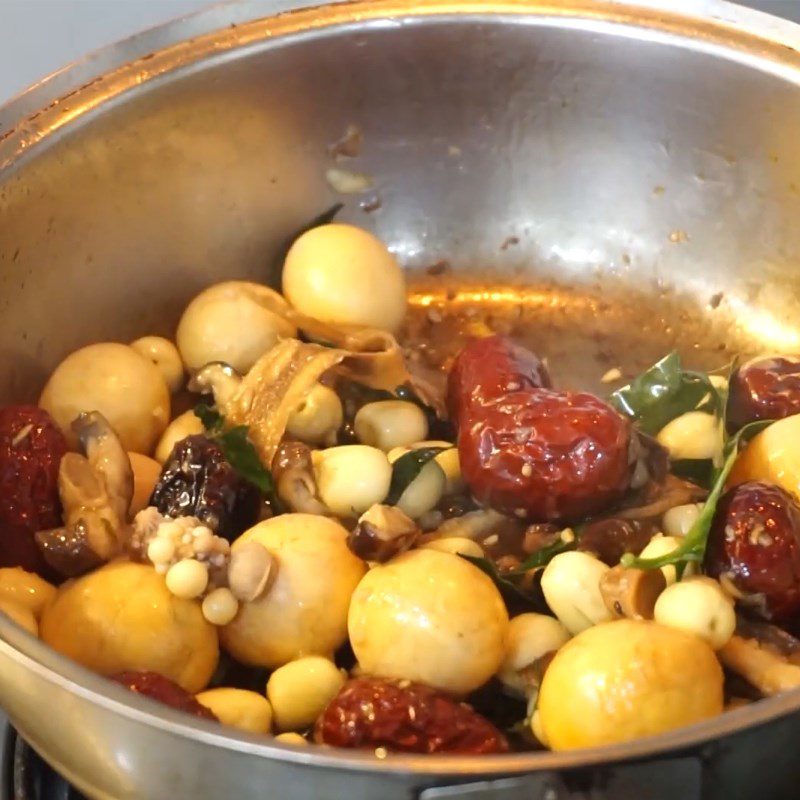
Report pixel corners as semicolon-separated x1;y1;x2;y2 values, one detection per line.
2;1;800;797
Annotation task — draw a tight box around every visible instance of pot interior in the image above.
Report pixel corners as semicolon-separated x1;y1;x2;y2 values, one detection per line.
2;3;800;783
2;5;800;403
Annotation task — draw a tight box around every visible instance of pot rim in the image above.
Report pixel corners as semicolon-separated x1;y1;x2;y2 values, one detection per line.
2;0;800;168
2;0;800;775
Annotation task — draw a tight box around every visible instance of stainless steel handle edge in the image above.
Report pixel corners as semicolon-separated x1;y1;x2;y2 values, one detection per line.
417;756;704;800
419;774;565;800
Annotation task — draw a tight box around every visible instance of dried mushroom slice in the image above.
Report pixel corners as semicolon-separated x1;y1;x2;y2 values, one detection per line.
600;565;666;620
272;441;329;515
36;412;134;577
719;618;800;696
348;504;420;562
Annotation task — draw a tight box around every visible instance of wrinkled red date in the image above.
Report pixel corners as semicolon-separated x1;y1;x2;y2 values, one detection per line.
727;356;800;431
150;435;260;542
0;406;66;578
112;671;218;721
448;337;632;523
314;677;509;754
705;481;800;621
447;335;551;423
458;389;633;523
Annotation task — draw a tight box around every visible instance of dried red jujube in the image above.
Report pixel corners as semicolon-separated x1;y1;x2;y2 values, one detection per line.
447;335;552;423
0;405;66;578
727;356;800;431
112;670;218;721
314;677;509;754
458;389;634;523
705;481;800;621
150;435;259;541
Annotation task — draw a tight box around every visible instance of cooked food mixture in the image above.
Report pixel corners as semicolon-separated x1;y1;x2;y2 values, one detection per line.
3;220;800;754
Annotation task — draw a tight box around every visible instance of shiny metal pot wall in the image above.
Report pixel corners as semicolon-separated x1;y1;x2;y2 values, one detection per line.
2;1;800;798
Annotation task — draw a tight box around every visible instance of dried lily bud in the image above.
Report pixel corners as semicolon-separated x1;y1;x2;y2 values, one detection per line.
348;504;420;562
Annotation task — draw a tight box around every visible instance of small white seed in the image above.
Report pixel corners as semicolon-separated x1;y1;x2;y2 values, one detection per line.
202;587;240;626
498;612;570;697
165;558;208;599
501;613;571;675
406;441;462;495
155;410;205;464
195;687;273;734
433;509;506;541
386;447;446;519
654;576;736;650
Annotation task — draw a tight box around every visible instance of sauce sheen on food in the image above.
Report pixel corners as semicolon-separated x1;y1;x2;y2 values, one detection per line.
0;222;799;754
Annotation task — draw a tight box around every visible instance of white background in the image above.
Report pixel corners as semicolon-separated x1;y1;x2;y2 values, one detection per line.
0;0;213;103
0;0;799;105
